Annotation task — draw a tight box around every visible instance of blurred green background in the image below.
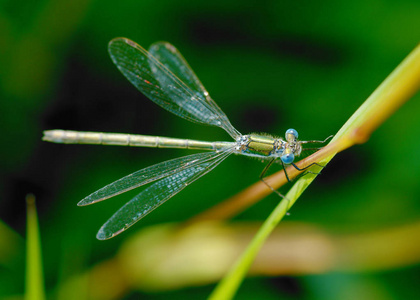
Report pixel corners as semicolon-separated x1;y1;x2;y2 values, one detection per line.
1;0;419;299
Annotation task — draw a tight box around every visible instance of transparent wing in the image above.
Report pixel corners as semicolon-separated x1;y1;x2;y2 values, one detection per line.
78;151;230;206
108;38;240;139
148;42;239;138
96;149;233;240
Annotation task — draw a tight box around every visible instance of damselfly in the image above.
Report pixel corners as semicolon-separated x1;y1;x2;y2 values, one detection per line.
43;38;329;240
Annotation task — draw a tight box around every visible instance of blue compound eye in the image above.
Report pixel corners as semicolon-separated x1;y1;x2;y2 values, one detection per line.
281;152;295;164
285;128;298;139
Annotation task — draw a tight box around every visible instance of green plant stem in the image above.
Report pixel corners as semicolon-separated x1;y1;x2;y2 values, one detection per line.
209;44;420;300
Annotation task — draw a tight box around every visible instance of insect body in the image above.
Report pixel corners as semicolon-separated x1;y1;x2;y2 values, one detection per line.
43;38;328;240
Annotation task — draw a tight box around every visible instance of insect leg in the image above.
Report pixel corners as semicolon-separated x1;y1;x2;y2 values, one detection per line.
301;134;333;144
259;158;287;197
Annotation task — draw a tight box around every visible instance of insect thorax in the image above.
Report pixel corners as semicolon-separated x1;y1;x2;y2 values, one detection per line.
236;134;285;157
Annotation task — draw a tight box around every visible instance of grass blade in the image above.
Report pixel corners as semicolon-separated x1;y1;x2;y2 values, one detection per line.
25;194;46;300
209;44;420;300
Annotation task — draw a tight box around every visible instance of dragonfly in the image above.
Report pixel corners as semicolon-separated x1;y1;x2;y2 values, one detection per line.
43;38;330;240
